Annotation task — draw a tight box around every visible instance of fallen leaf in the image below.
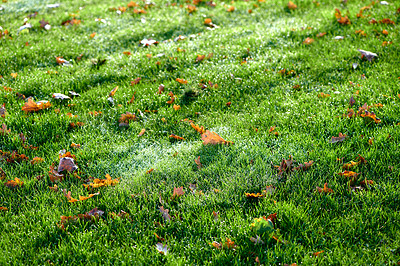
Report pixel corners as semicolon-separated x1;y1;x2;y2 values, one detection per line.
195;156;202;169
0;207;8;211
169;134;185;140
250;235;265;245
176;78;188;84
173;104;181;111
30;157;44;165
4;177;24;188
288;1;297;10
0;124;11;135
245;192;264;198
58;157;78;173
118;112;136;127
90;32;96;38
293;161;314;171
313;250;324;256
0;168;6;180
0;104;6;118
159;206;171;221
329;133;347;143
212;211;219;221
171;187;185;200
22;98;51;113
303;37;314;45
201;130;233;145
146;168;154;174
52;93;71;100
316;183;333;193
157;84;165;94
109;86;119;97
49;184;58;192
358;49;377;61
360;110;381;124
190;123;206;134
349;96;355;107
83;174;119;189
138;128;146;137
155;243;168;255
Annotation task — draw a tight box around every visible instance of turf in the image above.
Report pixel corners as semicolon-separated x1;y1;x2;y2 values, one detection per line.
1;0;400;264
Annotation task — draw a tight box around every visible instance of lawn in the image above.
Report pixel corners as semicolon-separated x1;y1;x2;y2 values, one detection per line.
1;0;400;264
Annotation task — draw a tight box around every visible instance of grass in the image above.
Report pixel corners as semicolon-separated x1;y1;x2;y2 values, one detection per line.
1;0;400;264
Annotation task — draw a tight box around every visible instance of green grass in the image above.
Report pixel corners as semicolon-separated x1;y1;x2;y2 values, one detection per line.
1;0;400;264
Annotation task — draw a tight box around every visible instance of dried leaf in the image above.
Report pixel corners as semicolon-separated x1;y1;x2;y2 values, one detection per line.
329;133;347;143
360;110;381;124
288;1;297;10
316;183;333;193
4;177;24;188
159;206;171;221
0;104;6;118
245;192;264;198
83;174;119;189
349;96;355;107
22;98;51;113
0;124;11;136
157;84;165;94
201;130;233;145
0;207;8;211
0;168;6;180
138;128;146;137
58;157;78;173
169;134;185;140
190;123;206;134
30;157;44;165
171;187;185;200
109;86;119;97
358;49;377;61
293;161;314;171
303;37;314;45
195;156;202;169
176;78;188;84
52;93;71;100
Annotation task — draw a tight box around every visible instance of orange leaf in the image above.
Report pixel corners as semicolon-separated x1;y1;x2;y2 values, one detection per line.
146;168;154;174
11;73;18;78
138;128;146;137
313;250;324;256
201;130;233;145
227;6;235;12
288;1;297;10
4;178;24;188
195;156;202;169
169;134;185;140
22;98;51;113
123;51;131;56
303;37;314;45
109;86;119;97
0;207;8;211
30;157;44;165
90;32;96;38
316;183;333;193
173;104;181;111
245;192;264;198
190;123;206;134
176;78;188;84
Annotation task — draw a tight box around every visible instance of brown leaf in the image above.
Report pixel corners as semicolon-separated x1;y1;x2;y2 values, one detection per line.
0;103;6;118
358;49;377;62
0;124;11;136
58;157;78;173
159;206;171;221
0;167;6;180
109;86;118;97
157;84;165;94
329;133;347;143
316;183;333;193
190;123;206;134
22;98;51;113
293;161;314;171
349;96;355;107
4;178;24;188
171;186;185;200
201;130;233;145
195;156;202;169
